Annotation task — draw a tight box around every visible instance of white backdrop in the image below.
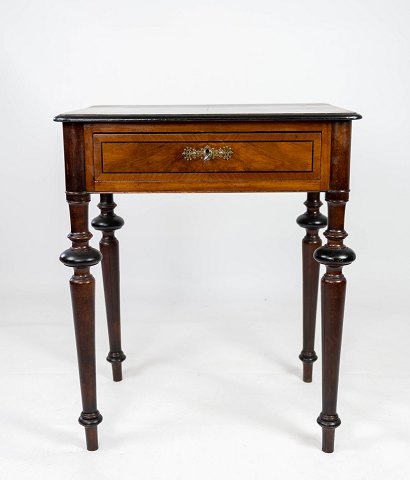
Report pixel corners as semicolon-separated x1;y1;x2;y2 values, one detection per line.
1;1;410;479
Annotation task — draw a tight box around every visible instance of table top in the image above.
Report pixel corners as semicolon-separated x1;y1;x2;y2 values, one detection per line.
54;104;361;123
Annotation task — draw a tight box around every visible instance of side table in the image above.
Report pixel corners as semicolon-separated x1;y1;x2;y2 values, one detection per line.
54;104;361;452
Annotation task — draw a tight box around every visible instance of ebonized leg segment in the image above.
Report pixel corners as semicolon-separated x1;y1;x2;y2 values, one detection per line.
296;192;327;382
60;193;103;451
92;194;125;382
314;191;356;453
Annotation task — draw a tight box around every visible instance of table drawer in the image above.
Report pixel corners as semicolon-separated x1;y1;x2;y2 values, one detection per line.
96;133;316;174
85;124;331;192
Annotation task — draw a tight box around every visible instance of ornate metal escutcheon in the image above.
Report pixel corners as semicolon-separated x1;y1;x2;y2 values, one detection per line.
182;145;233;162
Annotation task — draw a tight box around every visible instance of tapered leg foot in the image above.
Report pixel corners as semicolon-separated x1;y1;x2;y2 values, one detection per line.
317;412;341;453
302;363;313;383
297;192;327;382
85;426;99;451
321;428;335;454
107;352;126;381
112;363;122;382
92;194;126;382
79;410;103;451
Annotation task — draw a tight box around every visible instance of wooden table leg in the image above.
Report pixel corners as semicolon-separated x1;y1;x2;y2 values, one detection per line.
60;193;103;451
314;190;356;453
297;192;327;382
92;194;126;382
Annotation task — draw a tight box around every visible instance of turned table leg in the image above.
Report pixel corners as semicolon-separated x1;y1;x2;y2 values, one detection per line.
314;191;356;453
92;194;126;382
60;193;103;451
297;192;327;382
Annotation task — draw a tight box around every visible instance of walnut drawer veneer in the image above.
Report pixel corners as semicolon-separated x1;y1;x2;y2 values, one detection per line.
55;104;361;453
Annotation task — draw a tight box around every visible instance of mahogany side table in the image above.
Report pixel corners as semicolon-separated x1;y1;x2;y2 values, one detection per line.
54;104;361;453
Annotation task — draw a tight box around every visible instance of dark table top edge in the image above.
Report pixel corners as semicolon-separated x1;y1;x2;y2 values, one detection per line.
54;112;362;122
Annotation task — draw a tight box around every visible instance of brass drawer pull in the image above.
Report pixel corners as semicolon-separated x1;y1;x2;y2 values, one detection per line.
182;145;233;162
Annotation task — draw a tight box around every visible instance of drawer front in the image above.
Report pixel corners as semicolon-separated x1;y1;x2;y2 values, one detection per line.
97;133;316;174
85;124;331;192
